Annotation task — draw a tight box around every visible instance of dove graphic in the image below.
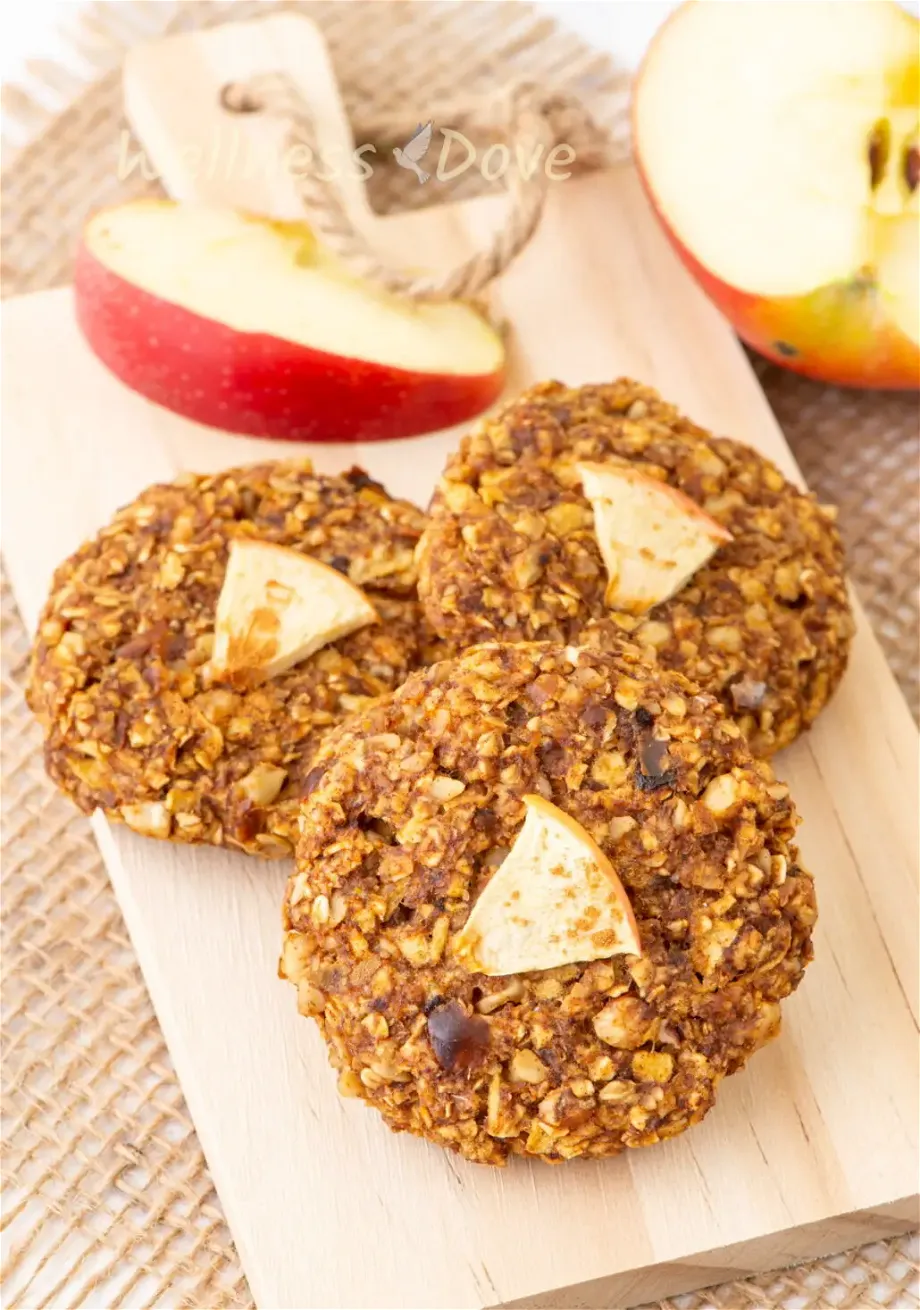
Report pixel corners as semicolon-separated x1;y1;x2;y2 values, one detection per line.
393;121;433;184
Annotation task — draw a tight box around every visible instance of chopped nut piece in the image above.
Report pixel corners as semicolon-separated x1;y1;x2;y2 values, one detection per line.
311;894;330;926
362;1013;389;1039
429;915;451;964
731;677;767;711
598;1079;632;1103
609;815;638;842
632;1051;674;1083
398;933;434;967
702;773;740;814
593;996;658;1049
428;775;466;801
591;751;628;787
237;762;288;806
706;625;743;653
158;551;186;590
120;801;171;840
279;931;313;983
636;620;672;649
509;1049;548;1084
475;978;524;1014
546;501;590;537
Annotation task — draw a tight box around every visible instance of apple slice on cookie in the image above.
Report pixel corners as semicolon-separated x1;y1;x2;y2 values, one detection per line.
576;462;731;615
211;539;377;685
454;794;641;977
74;201;506;442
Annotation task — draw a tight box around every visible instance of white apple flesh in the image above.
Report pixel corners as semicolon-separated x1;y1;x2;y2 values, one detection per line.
74;201;506;441
634;0;919;388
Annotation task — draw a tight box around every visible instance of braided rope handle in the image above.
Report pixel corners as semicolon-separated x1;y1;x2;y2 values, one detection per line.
221;72;616;301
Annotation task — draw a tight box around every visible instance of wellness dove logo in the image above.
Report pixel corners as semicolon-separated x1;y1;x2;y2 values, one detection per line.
116;118;575;190
392;121;434;184
391;120;575;185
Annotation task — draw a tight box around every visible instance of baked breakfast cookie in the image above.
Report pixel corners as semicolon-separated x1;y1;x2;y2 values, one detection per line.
282;641;815;1165
416;379;854;756
28;460;428;856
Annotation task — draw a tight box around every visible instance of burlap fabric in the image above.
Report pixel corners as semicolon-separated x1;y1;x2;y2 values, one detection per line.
2;4;917;1307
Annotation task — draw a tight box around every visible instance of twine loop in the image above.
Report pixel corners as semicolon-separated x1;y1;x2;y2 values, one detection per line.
220;72;615;301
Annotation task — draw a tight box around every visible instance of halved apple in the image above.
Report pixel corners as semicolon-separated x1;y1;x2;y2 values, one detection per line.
577;461;731;614
210;538;377;685
74;201;506;441
453;794;641;977
634;0;919;389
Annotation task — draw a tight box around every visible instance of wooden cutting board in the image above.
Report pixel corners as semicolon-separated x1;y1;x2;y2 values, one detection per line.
2;16;918;1310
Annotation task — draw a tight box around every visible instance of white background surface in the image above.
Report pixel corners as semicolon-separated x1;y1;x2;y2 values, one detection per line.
0;1;680;84
1;0;83;80
8;0;920;86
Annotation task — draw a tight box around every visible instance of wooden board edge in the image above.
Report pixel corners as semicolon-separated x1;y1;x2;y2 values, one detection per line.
495;1196;920;1309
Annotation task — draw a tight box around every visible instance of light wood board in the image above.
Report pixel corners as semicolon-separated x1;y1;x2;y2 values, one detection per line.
3;166;918;1310
2;15;919;1307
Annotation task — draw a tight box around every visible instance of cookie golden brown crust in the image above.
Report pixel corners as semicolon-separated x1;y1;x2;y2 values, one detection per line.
416;379;854;756
283;642;816;1166
27;460;428;856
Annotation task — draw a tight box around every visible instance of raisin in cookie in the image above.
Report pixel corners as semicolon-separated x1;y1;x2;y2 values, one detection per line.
416;379;854;756
282;641;815;1165
28;460;428;856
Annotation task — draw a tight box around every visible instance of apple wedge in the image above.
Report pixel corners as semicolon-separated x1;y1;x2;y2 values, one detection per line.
576;461;731;615
634;0;919;389
453;794;641;977
74;201;506;441
210;538;377;685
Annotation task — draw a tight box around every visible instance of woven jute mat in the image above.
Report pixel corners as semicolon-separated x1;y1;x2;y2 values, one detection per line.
1;4;918;1307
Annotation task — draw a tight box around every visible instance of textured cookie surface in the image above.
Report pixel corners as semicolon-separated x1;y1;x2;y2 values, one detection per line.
28;460;428;856
283;642;816;1165
417;379;854;756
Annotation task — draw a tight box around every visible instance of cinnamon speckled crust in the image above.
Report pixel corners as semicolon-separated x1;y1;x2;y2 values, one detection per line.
416;379;854;757
283;641;815;1166
27;460;428;857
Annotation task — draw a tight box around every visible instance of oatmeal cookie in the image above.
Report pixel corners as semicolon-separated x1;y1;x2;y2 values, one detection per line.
416;379;854;756
282;642;815;1165
28;460;428;856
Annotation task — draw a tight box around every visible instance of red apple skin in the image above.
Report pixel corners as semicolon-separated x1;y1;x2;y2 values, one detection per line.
634;176;920;390
73;241;506;443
